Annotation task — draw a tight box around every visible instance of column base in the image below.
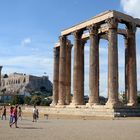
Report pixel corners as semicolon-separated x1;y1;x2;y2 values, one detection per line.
105;100;120;108
86;102;100;107
65;100;71;105
127;102;137;107
56;103;66;108
69;102;79;108
70;99;84;106
56;100;66;107
86;103;92;107
50;102;57;107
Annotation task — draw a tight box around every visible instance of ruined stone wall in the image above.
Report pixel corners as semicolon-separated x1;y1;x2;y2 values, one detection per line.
0;73;52;94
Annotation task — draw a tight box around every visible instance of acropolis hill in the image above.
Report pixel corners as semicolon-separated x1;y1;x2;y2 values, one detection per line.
0;67;52;96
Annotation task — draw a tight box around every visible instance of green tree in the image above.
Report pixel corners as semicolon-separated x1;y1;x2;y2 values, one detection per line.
11;95;20;105
40;98;52;106
11;95;25;105
19;96;24;104
30;95;42;105
24;96;31;105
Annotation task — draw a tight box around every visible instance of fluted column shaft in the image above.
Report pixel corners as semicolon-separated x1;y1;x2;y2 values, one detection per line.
72;30;84;105
58;36;66;105
88;25;99;105
80;40;86;104
65;42;72;105
52;47;60;105
126;23;137;106
124;36;129;103
106;18;119;107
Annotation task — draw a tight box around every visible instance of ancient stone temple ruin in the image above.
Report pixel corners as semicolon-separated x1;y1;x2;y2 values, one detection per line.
52;10;140;117
0;68;52;96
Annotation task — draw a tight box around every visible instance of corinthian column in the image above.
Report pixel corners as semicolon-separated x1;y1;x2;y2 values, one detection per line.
106;18;119;107
88;24;99;106
126;23;137;106
52;47;60;106
81;39;86;104
124;36;129;104
65;41;72;105
58;36;66;105
72;30;84;105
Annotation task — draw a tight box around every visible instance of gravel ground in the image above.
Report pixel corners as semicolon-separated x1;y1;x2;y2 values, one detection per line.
0;117;140;140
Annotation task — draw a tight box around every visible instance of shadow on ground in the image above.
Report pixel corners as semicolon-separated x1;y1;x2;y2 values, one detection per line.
19;127;43;129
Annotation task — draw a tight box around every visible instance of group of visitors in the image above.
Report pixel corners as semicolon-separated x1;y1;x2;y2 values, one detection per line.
0;105;39;128
9;105;23;128
0;105;23;128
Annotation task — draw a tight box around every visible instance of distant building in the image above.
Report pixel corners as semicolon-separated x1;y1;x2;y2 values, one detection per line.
0;72;52;96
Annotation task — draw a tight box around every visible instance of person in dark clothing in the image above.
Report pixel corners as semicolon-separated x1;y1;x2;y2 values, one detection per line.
1;106;6;120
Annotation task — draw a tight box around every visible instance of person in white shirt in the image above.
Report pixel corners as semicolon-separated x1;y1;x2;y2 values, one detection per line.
32;106;37;122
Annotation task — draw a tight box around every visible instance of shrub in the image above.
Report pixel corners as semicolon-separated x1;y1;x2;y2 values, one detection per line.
11;95;20;105
40;98;52;106
30;95;42;105
24;96;31;105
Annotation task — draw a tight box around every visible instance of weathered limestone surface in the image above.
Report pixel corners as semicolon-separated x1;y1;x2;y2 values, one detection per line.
72;30;84;105
80;39;85;104
61;10;140;36
124;36;129;104
126;23;137;106
53;10;139;112
65;43;72;105
106;18;119;107
88;25;99;105
52;47;60;105
55;28;126;48
1;72;52;95
23;106;140;117
58;36;66;105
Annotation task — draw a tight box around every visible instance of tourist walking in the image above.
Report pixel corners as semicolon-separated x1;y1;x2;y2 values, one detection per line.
9;106;14;127
18;106;22;120
32;105;37;122
10;105;18;128
0;107;2;119
1;106;6;120
36;108;39;120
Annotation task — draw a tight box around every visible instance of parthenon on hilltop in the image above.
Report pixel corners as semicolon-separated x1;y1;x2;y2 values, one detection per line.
52;10;140;113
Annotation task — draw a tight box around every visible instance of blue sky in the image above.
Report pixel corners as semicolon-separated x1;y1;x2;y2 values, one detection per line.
0;0;140;96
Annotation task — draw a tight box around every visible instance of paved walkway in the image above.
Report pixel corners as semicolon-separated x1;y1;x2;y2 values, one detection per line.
0;117;140;140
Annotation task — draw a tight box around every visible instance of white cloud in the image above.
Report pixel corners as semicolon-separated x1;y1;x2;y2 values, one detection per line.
0;55;53;81
21;37;32;47
31;48;39;52
121;0;140;91
121;0;140;18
